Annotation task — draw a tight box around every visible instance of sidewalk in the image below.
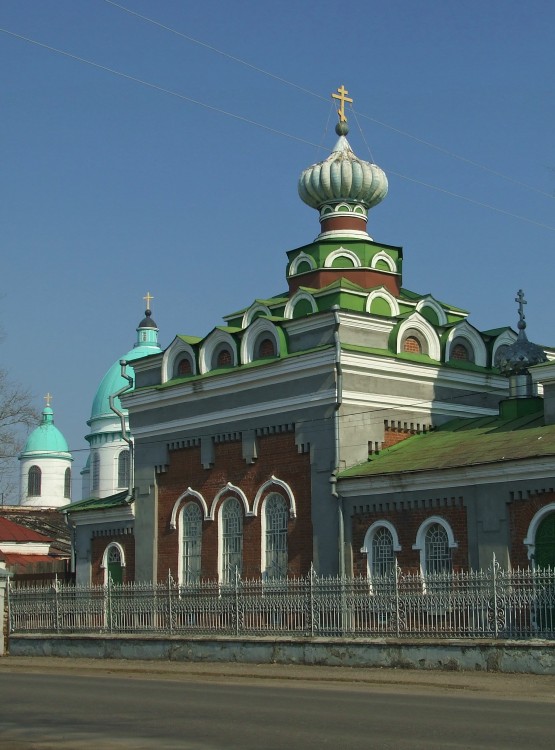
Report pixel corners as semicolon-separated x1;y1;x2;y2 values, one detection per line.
2;655;555;700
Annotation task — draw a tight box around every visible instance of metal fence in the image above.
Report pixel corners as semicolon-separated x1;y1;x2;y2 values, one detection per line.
8;559;555;639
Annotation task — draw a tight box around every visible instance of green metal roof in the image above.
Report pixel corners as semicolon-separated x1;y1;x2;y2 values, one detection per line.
339;401;554;480
63;490;132;513
20;407;71;457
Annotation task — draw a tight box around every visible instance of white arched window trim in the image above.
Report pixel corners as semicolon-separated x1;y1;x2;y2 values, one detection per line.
284;291;317;319
366;288;400;317
252;476;296;518
412;516;457;574
199;330;238;373
209;482;252;521
101;542;126;571
416;297;448;327
523;502;555;562
170;488;209;529
445;322;487;366
397;314;441;361
289;252;316;276
492;330;518;365
162;337;197;383
361;520;401;554
241;303;272;329
240;318;280;364
370;251;396;273
324;247;361;268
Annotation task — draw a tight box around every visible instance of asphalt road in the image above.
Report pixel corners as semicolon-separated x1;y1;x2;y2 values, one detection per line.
0;658;554;749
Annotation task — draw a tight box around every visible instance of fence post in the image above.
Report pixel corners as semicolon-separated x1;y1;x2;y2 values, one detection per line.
491;553;499;639
167;570;173;634
54;575;60;634
309;564;315;638
395;563;401;638
235;567;240;636
0;566;8;655
107;577;113;633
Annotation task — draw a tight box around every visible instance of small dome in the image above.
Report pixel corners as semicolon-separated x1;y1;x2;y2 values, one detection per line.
20;406;70;456
497;290;547;377
298;126;388;212
139;308;157;329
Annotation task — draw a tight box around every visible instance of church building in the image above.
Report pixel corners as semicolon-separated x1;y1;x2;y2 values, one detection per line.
64;87;554;587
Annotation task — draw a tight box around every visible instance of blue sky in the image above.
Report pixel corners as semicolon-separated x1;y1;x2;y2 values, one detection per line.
1;0;554;500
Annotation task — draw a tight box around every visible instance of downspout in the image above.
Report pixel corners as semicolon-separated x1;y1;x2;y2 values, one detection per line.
109;359;134;504
330;305;345;577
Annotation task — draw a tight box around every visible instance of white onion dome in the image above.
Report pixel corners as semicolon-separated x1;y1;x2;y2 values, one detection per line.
298;122;388;239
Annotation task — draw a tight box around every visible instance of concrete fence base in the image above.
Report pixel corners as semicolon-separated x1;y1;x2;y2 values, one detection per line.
7;633;555;674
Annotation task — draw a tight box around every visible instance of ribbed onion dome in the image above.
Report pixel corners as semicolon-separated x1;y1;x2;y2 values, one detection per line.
298;123;388;211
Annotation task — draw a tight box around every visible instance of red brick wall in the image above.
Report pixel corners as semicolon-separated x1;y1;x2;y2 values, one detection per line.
509;491;555;568
351;502;468;576
157;432;312;583
90;534;135;585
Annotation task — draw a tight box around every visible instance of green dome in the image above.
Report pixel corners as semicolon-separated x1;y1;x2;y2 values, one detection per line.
89;307;161;424
90;344;157;422
21;406;70;456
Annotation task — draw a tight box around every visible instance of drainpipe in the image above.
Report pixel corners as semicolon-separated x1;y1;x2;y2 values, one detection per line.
330;305;345;577
109;359;134;504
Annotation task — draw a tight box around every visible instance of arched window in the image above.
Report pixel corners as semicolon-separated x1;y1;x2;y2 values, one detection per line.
221;498;243;584
371;526;396;577
257;338;276;359
176;357;192;376
264;493;288;580
64;467;71;499
403;336;422;354
91;452;100;493
28;465;41;496
106;544;123;584
180;503;203;586
535;513;555;569
451;343;469;361
117;450;130;488
216;348;232;368
424;523;451;574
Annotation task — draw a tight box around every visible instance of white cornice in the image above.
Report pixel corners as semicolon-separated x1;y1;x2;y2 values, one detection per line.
131;388;337;440
342;390;498;418
339;456;555;496
68;507;135;526
125;349;336;412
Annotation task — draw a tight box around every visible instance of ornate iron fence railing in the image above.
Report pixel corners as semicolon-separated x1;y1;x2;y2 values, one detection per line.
8;558;555;639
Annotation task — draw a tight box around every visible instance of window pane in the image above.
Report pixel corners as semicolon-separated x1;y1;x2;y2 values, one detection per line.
222;498;242;584
118;450;130;488
28;465;41;496
371;527;395;577
182;503;203;585
425;523;451;574
64;468;71;499
264;493;288;579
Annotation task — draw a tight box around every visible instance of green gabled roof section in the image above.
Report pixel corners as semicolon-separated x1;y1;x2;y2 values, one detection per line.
177;335;202;345
341;342;443;367
339;402;552;480
223;296;290;326
62;490;133;514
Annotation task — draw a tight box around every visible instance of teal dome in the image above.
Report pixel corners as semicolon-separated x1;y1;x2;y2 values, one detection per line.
89;308;161;423
90;344;157;421
21;406;71;456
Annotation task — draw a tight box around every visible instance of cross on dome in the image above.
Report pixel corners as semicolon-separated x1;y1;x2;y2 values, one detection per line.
44;392;52;408
143;291;154;311
332;85;353;124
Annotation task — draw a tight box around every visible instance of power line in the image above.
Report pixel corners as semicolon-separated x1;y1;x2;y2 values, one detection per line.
104;0;555;202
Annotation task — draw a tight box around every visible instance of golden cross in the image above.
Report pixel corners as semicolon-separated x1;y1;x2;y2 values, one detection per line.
44;392;52;408
143;291;154;309
332;85;353;123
